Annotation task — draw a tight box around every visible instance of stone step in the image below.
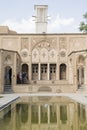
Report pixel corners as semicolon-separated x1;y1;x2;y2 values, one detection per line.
4;85;13;93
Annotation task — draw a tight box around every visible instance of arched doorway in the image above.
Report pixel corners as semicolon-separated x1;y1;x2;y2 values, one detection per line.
21;64;29;84
4;66;12;91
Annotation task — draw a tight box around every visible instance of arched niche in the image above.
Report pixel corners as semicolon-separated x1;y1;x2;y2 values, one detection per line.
49;49;57;62
22;64;28;84
59;64;66;80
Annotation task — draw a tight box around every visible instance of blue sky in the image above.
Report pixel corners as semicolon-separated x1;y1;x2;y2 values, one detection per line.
0;0;87;33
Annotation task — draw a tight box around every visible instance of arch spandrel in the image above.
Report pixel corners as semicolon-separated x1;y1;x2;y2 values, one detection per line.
31;37;57;50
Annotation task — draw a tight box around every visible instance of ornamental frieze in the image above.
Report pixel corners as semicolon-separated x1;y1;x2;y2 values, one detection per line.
31;37;57;50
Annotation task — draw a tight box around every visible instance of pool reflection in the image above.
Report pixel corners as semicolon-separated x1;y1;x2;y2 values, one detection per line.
0;96;87;130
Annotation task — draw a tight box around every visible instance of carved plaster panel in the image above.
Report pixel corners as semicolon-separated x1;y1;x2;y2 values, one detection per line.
32;48;39;62
40;48;48;62
49;49;57;62
21;49;29;57
60;49;66;57
31;37;57;50
32;48;58;63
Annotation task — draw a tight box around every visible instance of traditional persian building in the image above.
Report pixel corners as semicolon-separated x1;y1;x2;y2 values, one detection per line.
0;5;87;93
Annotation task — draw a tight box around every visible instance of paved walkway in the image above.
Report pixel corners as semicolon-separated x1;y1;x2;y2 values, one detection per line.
0;93;87;110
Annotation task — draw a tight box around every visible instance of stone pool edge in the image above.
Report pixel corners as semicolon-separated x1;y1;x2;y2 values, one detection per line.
0;93;87;110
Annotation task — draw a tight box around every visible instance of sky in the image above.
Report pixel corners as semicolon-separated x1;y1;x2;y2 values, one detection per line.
0;0;87;33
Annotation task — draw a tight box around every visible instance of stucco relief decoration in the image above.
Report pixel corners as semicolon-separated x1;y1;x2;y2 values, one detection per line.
31;37;57;50
40;48;48;62
32;48;39;62
60;49;66;57
21;49;29;57
4;55;12;64
49;49;57;61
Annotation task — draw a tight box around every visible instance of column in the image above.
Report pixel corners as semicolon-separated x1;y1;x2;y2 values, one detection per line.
48;63;50;80
29;61;32;80
38;63;40;80
56;63;58;80
79;68;82;86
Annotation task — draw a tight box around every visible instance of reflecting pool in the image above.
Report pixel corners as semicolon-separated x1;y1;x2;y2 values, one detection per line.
0;96;87;130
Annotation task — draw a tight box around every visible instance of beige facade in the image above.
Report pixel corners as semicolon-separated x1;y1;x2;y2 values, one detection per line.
0;27;87;93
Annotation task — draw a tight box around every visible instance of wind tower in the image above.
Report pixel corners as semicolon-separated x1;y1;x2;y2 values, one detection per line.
34;5;48;33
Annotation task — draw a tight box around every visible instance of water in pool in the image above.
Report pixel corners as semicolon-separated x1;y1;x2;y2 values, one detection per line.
0;96;87;130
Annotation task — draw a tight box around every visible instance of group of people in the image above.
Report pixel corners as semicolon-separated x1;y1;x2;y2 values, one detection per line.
17;71;28;84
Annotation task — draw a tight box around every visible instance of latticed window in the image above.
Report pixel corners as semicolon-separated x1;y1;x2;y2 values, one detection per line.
41;64;47;80
50;64;56;80
32;64;38;80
